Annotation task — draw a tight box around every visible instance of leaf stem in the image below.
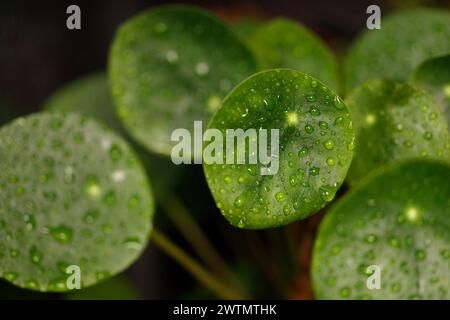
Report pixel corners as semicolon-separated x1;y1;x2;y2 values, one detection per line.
151;228;246;300
161;194;236;283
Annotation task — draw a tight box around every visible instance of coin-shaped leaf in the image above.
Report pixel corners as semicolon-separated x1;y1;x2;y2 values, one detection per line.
312;160;450;299
249;18;339;92
344;9;450;92
412;54;450;130
204;69;354;229
345;78;450;185
43;72;183;199
109;5;257;157
0;112;154;292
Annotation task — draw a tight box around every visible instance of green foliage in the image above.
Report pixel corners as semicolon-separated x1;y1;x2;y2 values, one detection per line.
312;160;450;299
249;18;339;92
0;112;154;292
204;69;354;229
344;9;450;92
412;54;450;129
345;78;450;185
109;5;257;156
43;72;183;199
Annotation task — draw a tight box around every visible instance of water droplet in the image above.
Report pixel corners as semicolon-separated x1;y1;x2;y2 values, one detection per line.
305;94;316;102
333;95;345;110
310;167;320;176
109;144;122;161
326;157;335;166
298;146;309;157
388;235;401;248
363;234;378;244
237;220;246;228
84;209;100;224
30;246;43;264
3;271;18;282
415;249;426;261
319;121;328;129
103;190;116;206
234;195;245;208
319;185;335;202
304;124;314;134
50;225;73;244
310;106;321;116
275;192;286;202
423;131;433;140
323;139;335;150
339;287;351;298
289;175;299;187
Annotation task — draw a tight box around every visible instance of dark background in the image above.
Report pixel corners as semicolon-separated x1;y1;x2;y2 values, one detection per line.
0;0;449;299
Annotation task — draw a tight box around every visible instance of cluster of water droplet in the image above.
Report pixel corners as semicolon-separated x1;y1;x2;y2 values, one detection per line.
204;70;354;229
0;113;154;291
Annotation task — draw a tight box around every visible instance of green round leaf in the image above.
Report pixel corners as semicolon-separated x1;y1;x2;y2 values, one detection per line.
43;72;183;200
204;69;354;229
312;159;450;299
249;18;339;92
345;78;450;185
344;9;450;92
44;73;124;132
412;54;450;130
0;112;154;292
109;5;257;156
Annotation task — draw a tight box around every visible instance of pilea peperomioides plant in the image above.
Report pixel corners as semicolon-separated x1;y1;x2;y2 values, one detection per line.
0;4;449;300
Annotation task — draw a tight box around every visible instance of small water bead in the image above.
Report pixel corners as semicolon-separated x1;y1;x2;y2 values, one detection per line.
109;144;122;161
275;192;287;202
30;246;43;264
103;190;117;206
326;157;335;166
305;94;316;102
24;279;40;290
234;195;245;208
84;209;100;224
363;234;378;244
429;112;438;120
310;167;320;176
323;139;335;150
49;225;74;244
415;249;426;261
386;235;401;248
310;106;321;116
319;121;329;129
347;140;355;151
423;131;433;140
333;95;345;110
298;146;309;157
223;176;231;184
3;271;19;282
319;185;335;202
24;214;36;230
289;174;299;187
305;124;314;134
